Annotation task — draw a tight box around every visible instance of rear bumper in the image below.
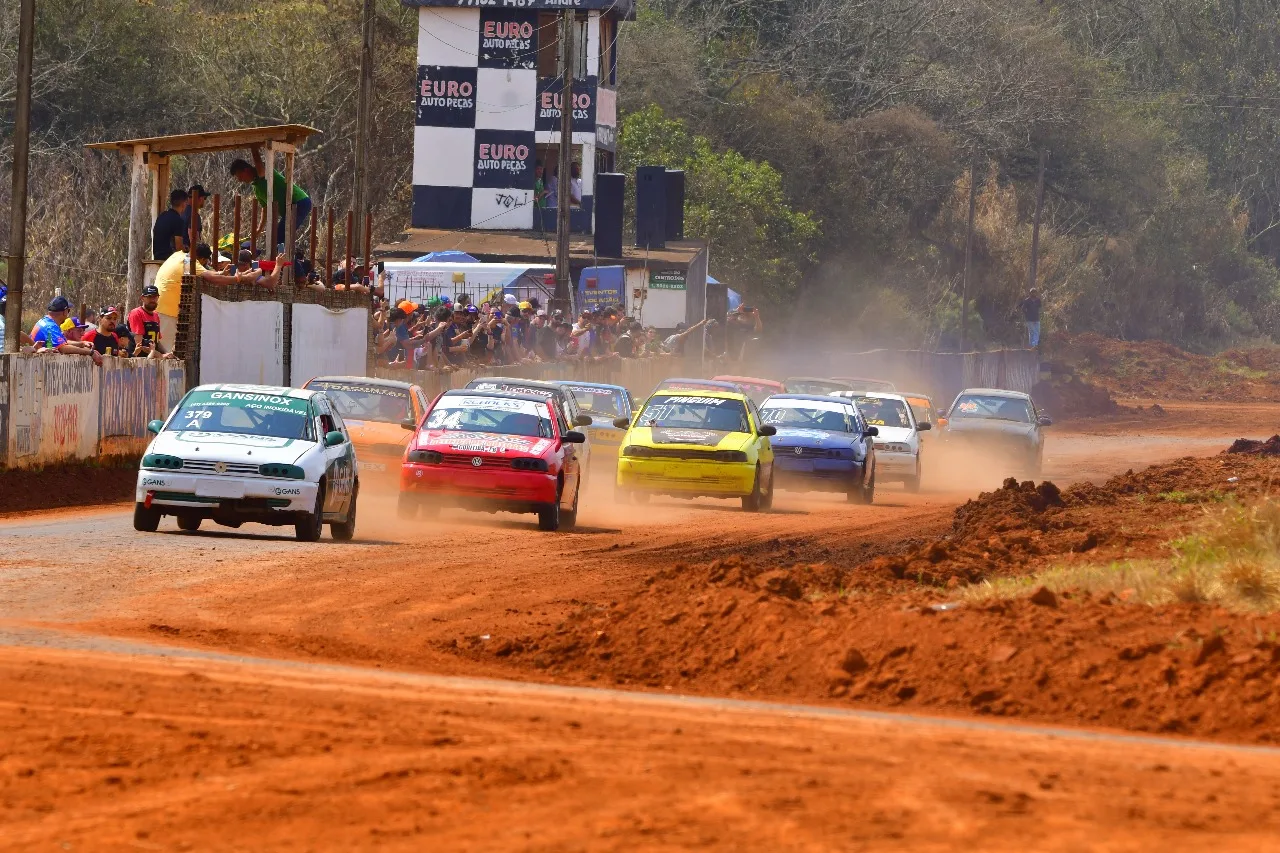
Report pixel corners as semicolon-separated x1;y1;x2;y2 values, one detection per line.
875;451;918;476
616;457;756;497
401;462;558;507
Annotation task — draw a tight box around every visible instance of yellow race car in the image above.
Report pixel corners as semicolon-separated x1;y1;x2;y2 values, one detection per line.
613;390;777;511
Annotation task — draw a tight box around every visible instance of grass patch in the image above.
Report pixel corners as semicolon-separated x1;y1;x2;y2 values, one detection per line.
963;498;1280;612
1157;490;1227;504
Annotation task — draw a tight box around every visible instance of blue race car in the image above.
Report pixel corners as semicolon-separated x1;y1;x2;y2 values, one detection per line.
548;380;636;462
758;393;878;504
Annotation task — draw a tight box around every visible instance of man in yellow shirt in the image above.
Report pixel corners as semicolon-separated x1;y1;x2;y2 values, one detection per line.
153;243;259;342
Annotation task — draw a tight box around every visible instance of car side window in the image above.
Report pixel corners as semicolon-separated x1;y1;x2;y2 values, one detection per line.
550;402;570;437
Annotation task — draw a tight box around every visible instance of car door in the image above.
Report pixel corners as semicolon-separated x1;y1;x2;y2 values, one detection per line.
560;392;591;471
551;403;581;508
746;398;773;476
315;398;355;516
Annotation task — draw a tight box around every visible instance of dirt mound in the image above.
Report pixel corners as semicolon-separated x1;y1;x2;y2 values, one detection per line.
1059;333;1280;402
517;566;1280;742
1031;375;1121;419
0;459;139;517
1227;435;1280;456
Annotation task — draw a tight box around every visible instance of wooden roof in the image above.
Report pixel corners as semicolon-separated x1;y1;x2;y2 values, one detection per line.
86;124;320;157
377;228;707;269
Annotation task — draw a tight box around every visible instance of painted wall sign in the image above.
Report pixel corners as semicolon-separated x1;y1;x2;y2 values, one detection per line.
649;270;687;290
406;0;636;14
535;75;597;132
478;9;537;69
416;65;478;128
473;130;537;188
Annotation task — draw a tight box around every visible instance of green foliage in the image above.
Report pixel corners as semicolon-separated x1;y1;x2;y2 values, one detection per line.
618;105;820;307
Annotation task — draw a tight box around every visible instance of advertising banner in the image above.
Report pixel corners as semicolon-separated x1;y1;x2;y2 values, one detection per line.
578;265;625;312
649;270;687;290
535;75;597;132
473;130;537;188
292;305;370;383
36;358;99;463
478;9;537;69
416;65;478;128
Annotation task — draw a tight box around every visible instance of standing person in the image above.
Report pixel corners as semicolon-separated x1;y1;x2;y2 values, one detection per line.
128;285;167;357
83;306;126;356
1019;287;1043;349
30;296;103;364
181;184;209;245
152;244;257;344
152;189;190;259
569;162;583;205
229;148;312;249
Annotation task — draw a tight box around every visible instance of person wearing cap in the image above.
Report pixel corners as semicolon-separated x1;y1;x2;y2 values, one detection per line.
152;189;190;260
181;184;209;244
83;306;127;357
30;296;103;363
129;285;166;356
153;242;272;342
661;318;707;356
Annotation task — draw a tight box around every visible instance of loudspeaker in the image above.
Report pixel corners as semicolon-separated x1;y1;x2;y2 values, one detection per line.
635;165;667;249
664;170;685;241
594;172;625;259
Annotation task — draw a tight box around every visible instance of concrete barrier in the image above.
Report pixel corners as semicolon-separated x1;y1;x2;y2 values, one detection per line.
0;354;186;469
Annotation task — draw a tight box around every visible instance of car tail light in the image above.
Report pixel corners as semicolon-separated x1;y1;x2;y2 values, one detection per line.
512;457;549;472
407;449;442;465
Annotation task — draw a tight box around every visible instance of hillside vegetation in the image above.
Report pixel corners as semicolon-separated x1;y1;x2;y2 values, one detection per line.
3;0;1280;351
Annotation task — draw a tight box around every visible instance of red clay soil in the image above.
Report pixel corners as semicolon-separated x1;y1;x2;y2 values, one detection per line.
502;455;1280;743
0;459;138;516
1059;332;1280;402
1227;435;1280;456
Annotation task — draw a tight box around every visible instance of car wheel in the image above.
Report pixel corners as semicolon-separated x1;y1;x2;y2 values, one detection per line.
562;484;579;530
741;466;764;512
633;491;650;505
331;483;358;541
295;485;325;542
904;458;922;493
396;492;418;520
133;502;161;532
849;467;876;504
176;514;201;532
538;500;561;531
760;467;775;511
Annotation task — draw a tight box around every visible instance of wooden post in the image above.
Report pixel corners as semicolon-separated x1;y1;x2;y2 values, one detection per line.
126;147;150;307
554;8;576;315
232;195;242;264
325;206;334;286
1027;148;1047;294
364;209;373;281
154;157;170;221
250;199;258;257
309;205;318;280
345;209;354;286
189;190;199;276
283;149;296;286
263;147;276;252
211;194;221;267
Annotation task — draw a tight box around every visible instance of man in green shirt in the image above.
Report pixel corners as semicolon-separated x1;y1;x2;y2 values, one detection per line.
229;147;312;249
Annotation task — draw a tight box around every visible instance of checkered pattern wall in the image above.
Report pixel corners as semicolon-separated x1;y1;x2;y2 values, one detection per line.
412;7;610;232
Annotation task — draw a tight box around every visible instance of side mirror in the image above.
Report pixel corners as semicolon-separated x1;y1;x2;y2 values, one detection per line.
916;422;932;431
1038;416;1053;427
573;414;593;427
863;426;880;438
758;424;777;437
146;419;164;435
324;430;346;447
563;430;586;444
401;418;417;431
612;417;632;430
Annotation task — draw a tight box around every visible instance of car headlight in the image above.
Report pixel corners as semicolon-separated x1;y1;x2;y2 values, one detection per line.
622;445;653;458
512;457;549;472
713;450;748;462
258;463;305;479
142;453;184;470
406;449;443;465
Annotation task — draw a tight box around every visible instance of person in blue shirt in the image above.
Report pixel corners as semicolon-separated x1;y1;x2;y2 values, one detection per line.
31;295;102;363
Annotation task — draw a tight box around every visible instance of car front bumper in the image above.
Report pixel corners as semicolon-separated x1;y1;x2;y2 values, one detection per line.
136;471;317;513
772;456;860;491
616;457;756;497
400;463;559;507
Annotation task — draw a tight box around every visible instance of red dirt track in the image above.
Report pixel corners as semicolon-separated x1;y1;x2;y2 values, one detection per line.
2;400;1280;848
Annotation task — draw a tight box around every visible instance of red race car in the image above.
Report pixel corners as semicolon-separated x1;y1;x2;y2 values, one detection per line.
397;389;586;531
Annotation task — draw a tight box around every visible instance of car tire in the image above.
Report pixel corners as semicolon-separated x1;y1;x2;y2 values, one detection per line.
295;485;325;542
331;483;358;541
133;502;161;532
396;492;418;520
742;467;764;512
904;459;922;494
562;485;579;530
538;500;561;531
760;467;775;511
633;491;650;505
176;514;201;532
849;467;876;504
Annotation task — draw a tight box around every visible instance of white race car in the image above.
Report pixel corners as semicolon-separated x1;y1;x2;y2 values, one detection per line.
134;383;359;541
848;392;930;492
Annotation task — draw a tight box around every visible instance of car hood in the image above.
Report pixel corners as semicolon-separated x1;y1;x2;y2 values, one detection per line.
628;427;752;451
417;428;554;458
152;430;313;464
344;419;413;449
769;428;856;449
945;418;1036;439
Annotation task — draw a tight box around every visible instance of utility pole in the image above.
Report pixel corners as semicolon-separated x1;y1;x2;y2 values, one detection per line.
5;0;35;354
352;0;376;243
1027;148;1047;294
960;156;977;352
554;9;576;315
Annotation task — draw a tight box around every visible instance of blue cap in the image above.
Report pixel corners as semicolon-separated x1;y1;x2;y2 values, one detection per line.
48;295;71;312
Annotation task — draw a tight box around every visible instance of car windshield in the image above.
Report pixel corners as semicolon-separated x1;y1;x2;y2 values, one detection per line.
906;399;932;424
760;399;853;432
425;395;553;437
841;379;895;393
562;385;624;418
167;390;314;440
855;396;912;429
952;395;1033;423
311;381;410;425
638;394;750;432
786;379;849;395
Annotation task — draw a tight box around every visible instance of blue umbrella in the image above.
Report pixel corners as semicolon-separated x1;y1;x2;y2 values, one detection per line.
412;250;480;263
